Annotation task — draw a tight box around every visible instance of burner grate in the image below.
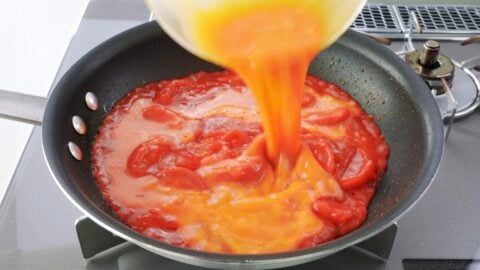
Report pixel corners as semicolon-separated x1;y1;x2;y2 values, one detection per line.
352;4;402;33
396;5;480;33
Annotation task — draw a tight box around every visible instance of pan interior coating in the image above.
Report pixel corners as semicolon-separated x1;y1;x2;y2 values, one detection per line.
42;22;443;269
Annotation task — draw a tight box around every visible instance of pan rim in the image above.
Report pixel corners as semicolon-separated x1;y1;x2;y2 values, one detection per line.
42;21;444;268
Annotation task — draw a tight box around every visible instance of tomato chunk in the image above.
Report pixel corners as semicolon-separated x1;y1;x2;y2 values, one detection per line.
157;167;207;190
143;105;183;123
174;150;201;170
301;92;316;108
201;157;265;185
311;197;367;234
322;84;351;101
132;208;179;232
127;137;172;177
338;149;376;190
309;140;336;174
190;141;223;159
222;130;252;148
305;107;350;125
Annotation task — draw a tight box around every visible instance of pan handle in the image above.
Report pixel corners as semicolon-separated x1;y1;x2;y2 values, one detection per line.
0;89;47;126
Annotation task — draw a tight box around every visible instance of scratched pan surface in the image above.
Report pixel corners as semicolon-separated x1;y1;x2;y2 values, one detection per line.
42;22;443;269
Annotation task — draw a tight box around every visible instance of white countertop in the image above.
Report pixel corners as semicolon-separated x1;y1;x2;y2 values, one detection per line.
0;0;89;201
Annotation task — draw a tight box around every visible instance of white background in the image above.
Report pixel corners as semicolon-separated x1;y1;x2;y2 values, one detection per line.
0;0;89;201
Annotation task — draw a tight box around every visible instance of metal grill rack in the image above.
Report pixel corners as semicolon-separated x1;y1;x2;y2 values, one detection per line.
396;5;480;33
352;4;480;37
352;4;401;33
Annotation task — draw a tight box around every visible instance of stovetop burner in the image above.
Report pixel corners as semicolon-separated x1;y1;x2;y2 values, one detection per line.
363;10;480;138
404;40;455;94
401;36;480;137
75;216;398;269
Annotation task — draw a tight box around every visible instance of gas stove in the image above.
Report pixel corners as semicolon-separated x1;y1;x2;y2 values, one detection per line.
1;1;479;270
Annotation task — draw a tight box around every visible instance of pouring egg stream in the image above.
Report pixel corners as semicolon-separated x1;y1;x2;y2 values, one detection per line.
185;0;367;183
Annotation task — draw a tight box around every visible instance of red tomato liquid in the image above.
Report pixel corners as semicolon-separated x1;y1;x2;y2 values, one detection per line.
92;71;389;253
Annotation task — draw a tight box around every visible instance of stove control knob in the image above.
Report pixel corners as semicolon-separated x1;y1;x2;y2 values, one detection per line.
420;40;440;68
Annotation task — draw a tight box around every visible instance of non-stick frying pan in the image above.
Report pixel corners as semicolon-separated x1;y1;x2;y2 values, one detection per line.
0;22;443;269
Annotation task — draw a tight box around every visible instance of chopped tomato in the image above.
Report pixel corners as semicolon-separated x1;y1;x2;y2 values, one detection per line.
305;107;350;125
347;184;376;207
311;197;367;234
309;140;336;174
202;130;227;140
157;167;207;190
153;78;196;105
174;150;201;170
127;137;172;177
199;152;231;167
202;157;264;185
331;141;356;177
305;77;350;101
154;88;175;105
301;92;316;108
214;71;244;86
132;208;179;232
338;149;376;190
189;141;223;159
143;105;184;123
222;130;252;148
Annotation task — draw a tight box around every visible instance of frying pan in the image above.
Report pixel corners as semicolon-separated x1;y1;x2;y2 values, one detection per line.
0;21;443;269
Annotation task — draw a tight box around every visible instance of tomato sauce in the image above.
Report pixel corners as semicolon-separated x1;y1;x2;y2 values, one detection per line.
92;70;389;253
